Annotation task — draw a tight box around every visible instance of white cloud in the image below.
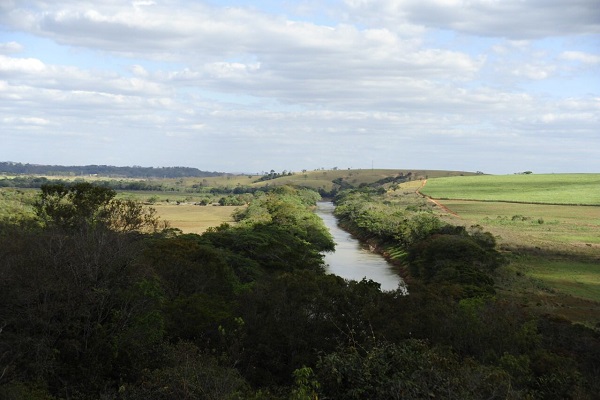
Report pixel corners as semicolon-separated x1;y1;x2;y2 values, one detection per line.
0;55;45;73
559;51;600;64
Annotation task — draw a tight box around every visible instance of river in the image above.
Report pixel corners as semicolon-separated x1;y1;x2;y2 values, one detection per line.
315;202;405;292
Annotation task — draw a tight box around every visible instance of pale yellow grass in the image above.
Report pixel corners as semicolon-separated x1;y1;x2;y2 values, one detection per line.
153;204;240;234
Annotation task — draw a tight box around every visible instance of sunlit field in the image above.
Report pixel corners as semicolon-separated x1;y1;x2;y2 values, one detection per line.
420;173;600;205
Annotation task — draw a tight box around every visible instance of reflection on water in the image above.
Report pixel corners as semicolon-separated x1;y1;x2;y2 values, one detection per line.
315;202;405;292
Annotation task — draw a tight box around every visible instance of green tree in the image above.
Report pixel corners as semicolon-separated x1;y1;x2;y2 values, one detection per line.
34;182;164;233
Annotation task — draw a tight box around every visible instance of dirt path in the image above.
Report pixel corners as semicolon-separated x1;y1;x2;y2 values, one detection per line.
416;180;460;217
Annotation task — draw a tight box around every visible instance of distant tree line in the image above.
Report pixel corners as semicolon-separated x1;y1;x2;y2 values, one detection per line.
0;176;167;191
0;177;266;195
254;169;293;182
0;162;223;178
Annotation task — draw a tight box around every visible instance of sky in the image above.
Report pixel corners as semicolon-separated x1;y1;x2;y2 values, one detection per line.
1;0;599;174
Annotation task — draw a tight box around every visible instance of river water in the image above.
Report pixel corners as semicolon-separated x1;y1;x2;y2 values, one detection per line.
315;202;405;292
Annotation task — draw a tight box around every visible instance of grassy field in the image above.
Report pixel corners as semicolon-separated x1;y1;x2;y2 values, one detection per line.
419;173;600;205
438;200;600;251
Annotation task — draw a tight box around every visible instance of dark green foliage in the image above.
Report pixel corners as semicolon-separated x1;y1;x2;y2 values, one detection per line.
122;341;249;400
405;226;504;299
535;315;600;397
237;271;389;386
0;224;159;397
331;177;354;190
408;234;497;280
316;340;518;400
140;236;240;343
142;236;239;299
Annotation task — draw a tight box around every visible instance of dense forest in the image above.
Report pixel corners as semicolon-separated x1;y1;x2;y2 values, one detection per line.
0;182;598;399
0;162;223;178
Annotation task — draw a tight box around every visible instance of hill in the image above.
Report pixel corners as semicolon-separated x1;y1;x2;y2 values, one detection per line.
195;169;477;193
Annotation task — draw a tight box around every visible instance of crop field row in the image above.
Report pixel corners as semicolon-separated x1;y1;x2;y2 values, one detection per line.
420;173;600;205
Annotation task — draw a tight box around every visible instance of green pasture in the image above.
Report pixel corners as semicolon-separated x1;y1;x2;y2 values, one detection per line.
420;174;600;205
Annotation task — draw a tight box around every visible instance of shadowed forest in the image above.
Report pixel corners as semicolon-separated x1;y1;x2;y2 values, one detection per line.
1;180;599;399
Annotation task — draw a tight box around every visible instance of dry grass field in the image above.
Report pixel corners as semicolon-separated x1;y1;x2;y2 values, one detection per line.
152;204;240;234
